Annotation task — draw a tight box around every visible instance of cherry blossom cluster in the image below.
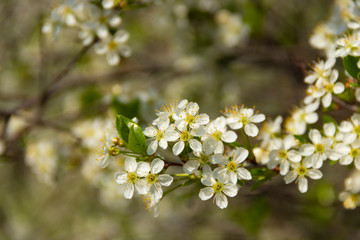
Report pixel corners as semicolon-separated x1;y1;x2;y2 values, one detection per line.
251;0;360;207
42;0;131;66
97;99;265;214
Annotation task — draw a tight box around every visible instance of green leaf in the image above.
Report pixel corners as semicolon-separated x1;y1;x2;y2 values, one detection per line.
250;167;276;191
294;134;308;144
343;55;360;80
322;115;337;126
115;115;131;144
224;141;244;148
127;125;147;155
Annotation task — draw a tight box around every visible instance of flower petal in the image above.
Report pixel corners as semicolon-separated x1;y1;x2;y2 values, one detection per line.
115;173;127;184
147;140;158;155
221;131;237;143
244;123;259;137
124;183;134;199
284;170;297;184
236;168;252;180
223;184;238;197
125;157;137;172
151;158;164;174
199;187;214;201
307;169;322;180
137;162;150;177
298;177;308;193
189;139;202;153
215;193;228;209
183;160;200;174
158;174;173;187
172;141;185;155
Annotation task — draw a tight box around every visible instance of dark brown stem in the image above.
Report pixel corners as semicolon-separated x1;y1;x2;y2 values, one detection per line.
332;95;359;113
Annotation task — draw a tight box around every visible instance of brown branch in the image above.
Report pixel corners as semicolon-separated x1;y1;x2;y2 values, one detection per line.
332;96;359;113
39;39;98;107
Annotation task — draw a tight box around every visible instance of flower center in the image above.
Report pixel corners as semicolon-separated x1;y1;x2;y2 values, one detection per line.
180;130;191;142
199;155;209;164
296;166;307;176
155;131;164;141
98;16;107;24
240;116;249;125
278;150;288;159
185;115;196;125
146;173;157;184
315;143;324;153
324;83;334;93
300;113;306;122
354;125;360;135
109;146;120;156
108;40;117;50
212;131;222;141
344;194;359;209
351;148;360;158
213;182;224;193
227;161;237;172
127;172;138;184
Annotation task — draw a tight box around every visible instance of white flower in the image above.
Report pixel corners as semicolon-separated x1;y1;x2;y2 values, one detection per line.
165;124;206;156
202;116;237;154
183;140;216;174
268;135;301;175
339;113;360;144
215;10;249;48
339;171;360;209
73;118;112;149
339;191;360;209
212;147;252;184
335;34;360;57
305;69;344;108
304;58;336;85
173;101;210;129
142;193;160;217
155;99;188;121
199;165;238;209
26;140;58;185
140;158;174;201
223;105;265;137
90;7;122;39
97;130;120;168
258;115;282;148
300;129;340;169
95;30;131;66
54;0;85;27
102;0;124;9
285;101;319;135
309;24;336;55
338;139;360;169
115;157;149;199
143;117;172;155
284;162;323;193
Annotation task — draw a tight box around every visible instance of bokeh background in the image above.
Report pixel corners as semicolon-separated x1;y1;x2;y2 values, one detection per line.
1;0;360;239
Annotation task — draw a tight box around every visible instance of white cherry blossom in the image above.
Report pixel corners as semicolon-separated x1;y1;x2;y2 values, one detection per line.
202;116;237;154
223;105;265;137
212;147;252;184
268;135;301;175
115;158;149;199
284;162;323;193
199;165;238;209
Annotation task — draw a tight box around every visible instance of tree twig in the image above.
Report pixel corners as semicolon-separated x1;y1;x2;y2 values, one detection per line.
332;96;359;113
